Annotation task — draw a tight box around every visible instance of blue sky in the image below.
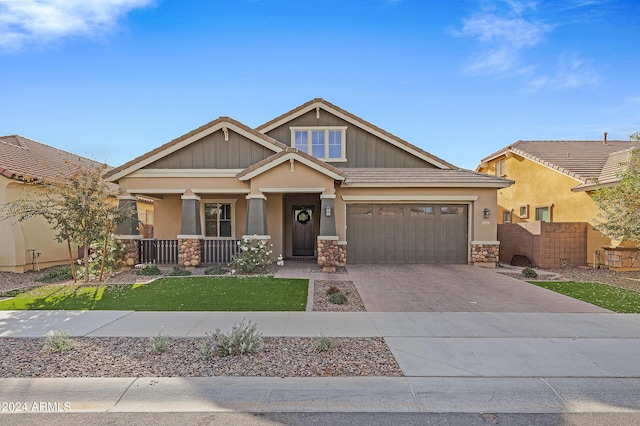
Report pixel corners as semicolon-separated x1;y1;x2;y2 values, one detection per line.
1;0;639;170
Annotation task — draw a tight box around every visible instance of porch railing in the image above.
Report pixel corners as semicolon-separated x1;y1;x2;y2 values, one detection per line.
137;239;239;265
138;239;179;264
201;239;240;264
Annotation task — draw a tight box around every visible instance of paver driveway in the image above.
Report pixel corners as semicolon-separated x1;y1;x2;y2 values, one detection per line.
347;264;609;313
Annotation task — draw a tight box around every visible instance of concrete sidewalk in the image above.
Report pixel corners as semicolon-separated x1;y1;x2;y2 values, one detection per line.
1;310;640;414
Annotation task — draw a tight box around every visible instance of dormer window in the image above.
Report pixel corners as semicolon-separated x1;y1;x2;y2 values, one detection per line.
291;127;347;162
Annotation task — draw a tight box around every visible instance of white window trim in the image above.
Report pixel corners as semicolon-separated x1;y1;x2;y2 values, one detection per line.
201;199;236;239
290;126;347;162
534;205;551;222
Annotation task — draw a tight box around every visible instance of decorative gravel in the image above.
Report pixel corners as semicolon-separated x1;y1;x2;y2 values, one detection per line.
0;336;402;378
313;280;366;312
497;266;640;292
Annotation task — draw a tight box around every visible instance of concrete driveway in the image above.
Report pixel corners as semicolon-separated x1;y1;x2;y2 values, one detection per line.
347;264;610;313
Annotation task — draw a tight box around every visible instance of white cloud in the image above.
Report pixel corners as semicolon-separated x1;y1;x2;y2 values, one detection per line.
528;53;599;90
0;0;155;51
456;2;553;76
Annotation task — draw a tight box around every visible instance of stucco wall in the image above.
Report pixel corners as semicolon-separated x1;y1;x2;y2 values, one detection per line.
1;178;73;272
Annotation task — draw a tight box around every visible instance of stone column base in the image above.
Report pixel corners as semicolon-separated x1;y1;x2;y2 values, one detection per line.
471;243;499;268
178;238;202;267
116;238;140;267
317;238;347;269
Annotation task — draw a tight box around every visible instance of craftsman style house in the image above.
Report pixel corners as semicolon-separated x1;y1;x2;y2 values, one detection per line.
105;99;511;268
477;137;640;269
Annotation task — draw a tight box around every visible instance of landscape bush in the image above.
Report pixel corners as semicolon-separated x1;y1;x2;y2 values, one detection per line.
200;318;263;357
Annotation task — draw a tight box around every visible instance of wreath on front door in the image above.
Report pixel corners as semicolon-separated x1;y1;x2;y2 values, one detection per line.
296;209;311;224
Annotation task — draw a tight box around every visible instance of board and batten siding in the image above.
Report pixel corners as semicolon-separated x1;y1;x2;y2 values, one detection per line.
265;109;435;169
144;129;276;169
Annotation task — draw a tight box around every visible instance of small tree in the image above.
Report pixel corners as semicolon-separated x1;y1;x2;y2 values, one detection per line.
593;137;640;245
1;159;135;282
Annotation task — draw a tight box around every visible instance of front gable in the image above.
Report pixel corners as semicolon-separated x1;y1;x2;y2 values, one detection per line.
257;99;454;169
105;117;285;182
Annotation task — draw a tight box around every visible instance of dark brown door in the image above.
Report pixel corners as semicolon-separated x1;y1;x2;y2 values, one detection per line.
293;207;314;256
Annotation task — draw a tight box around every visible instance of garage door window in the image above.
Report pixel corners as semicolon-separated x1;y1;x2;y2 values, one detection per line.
409;206;434;216
440;206;465;215
378;206;404;216
348;205;373;216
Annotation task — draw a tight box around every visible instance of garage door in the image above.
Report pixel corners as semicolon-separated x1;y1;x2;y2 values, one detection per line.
346;204;468;263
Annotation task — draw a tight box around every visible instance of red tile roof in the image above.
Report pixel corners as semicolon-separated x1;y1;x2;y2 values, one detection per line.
0;135;108;182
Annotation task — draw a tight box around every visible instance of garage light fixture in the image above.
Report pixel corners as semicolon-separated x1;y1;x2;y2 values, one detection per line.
483;208;491;218
325;206;333;217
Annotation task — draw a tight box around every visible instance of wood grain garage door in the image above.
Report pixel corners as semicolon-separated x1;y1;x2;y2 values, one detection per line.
346;204;468;263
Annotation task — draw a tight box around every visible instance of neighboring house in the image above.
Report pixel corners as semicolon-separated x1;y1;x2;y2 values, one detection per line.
1;135;103;272
105;98;511;268
477;137;640;269
0;135;153;273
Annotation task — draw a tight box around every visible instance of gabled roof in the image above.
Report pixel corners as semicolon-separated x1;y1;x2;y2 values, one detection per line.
104;117;288;182
237;147;347;181
0;134;107;182
479;140;640;183
256;98;457;170
572;148;637;191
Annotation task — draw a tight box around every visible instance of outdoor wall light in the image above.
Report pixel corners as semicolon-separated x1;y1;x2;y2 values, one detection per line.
483;208;491;218
325;206;333;217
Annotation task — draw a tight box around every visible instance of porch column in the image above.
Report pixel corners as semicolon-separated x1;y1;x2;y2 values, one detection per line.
178;194;203;267
114;195;141;267
319;194;336;236
115;195;139;236
246;194;268;236
317;194;344;271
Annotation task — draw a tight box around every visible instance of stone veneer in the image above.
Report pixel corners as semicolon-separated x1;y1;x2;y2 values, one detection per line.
471;244;499;265
117;238;139;267
604;247;640;270
178;238;202;267
317;240;347;270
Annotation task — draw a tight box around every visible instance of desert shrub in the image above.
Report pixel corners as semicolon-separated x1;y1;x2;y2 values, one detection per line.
316;333;336;353
148;331;170;353
325;285;341;296
169;267;192;276
229;238;272;274
522;267;538;279
329;292;347;305
37;265;74;283
137;264;161;276
45;329;75;353
204;319;263;357
204;265;227;275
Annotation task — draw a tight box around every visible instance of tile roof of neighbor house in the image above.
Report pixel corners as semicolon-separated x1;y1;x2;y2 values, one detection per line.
572;147;637;191
480;140;640;183
0;134;109;182
343;168;512;187
256;98;458;170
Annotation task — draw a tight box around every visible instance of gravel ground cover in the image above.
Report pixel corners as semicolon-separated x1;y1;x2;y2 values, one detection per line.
497;266;640;292
313;280;366;312
0;336;402;378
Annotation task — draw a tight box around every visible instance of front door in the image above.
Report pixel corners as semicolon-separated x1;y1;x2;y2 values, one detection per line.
293;206;315;256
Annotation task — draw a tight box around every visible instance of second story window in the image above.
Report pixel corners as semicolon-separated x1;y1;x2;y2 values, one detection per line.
495;158;506;176
291;127;347;162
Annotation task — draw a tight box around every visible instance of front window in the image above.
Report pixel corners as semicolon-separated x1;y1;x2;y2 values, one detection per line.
291;127;347;161
535;206;550;222
204;202;233;237
503;210;511;223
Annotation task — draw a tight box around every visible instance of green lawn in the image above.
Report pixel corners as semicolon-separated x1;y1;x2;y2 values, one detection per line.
0;276;308;311
530;281;640;313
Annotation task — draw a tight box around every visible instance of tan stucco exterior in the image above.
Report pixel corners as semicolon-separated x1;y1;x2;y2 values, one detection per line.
479;153;628;265
0;177;73;272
